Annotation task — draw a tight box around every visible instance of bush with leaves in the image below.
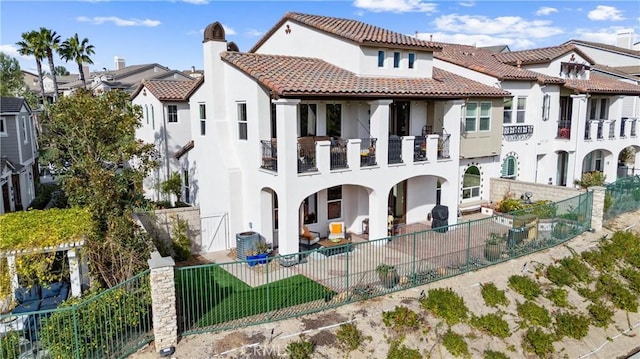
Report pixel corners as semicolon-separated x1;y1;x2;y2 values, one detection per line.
480;282;510;308
382;305;421;333
508;275;542;300
554;311;590;340
160;171;182;204
336;322;370;353
420;288;468;326
387;340;421;359
285;336;314;359
522;328;554;358
470;313;510;338
442;329;470;358
517;301;551;328
574;171;606;189
170;215;191;261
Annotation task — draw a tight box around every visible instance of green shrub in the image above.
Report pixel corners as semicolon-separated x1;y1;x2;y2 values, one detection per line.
517;301;551;328
581;249;615;272
483;350;509;359
470;313;510;338
596;274;638;312
508;275;542;300
559;256;592;283
620;267;640;294
170;215;191;261
39;283;151;358
554;311;590;340
420;288;468;326
604;193;613;212
0;331;19;358
442;329;470;358
546;288;570;308
575;171;606;189
160;171;182;202
382;306;421;333
498;197;524;213
336;323;370;352
545;264;575;287
523;328;555;358
286;336;315;359
386;340;421;359
587;302;614;328
480;282;510;308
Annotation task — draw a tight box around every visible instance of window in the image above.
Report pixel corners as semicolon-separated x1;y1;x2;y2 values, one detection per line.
465;103;477;131
326;104;341;137
199;103;206;135
542;94;550;121
21;116;28;143
151;106;155;130
462;166;481;199
183;169;190;203
516;97;526;123
0;117;6;136
299;104;317;136
393;52;400;68
167;105;178;123
327;186;342;220
303;194;317;224
408;53;415;69
599;99;607;120
377;51;385;67
237;102;247;140
145;105;149;125
503;98;513;124
588;98;608;120
479;102;491;130
501;156;517;179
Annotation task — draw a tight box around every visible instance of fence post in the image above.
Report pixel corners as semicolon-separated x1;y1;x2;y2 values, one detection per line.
588;186;606;232
148;251;177;353
465;221;471;272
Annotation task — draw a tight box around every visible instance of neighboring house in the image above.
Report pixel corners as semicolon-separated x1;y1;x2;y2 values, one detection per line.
0;97;38;213
493;45;640;185
184;13;510;256
132;78;202;203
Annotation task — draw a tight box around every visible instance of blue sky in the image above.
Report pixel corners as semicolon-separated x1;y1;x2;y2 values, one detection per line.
1;1;638;74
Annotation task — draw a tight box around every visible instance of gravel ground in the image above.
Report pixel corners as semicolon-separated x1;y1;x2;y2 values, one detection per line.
131;210;640;359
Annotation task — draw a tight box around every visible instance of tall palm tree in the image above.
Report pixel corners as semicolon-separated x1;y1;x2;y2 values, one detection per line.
59;33;95;87
16;31;46;105
37;28;61;102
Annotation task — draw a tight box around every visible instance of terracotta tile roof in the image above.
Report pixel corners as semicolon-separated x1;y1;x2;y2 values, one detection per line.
563;73;640;95
131;78;203;101
221;52;510;98
250;12;441;53
433;43;564;84
564;39;640;58
493;45;596;65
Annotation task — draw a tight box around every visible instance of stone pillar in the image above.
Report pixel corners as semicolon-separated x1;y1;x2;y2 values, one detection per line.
7;255;18;294
67;249;81;297
148;251;177;352
588;186;606;232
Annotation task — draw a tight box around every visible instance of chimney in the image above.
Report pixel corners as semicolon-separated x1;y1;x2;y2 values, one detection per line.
616;29;634;49
114;56;126;70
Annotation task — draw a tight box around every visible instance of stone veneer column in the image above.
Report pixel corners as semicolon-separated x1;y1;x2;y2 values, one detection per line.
588;186;606;232
148;251;177;352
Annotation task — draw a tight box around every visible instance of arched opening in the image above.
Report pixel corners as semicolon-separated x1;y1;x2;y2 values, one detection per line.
462;166;481;200
617;146;639;178
501;156;517;179
556;151;569;186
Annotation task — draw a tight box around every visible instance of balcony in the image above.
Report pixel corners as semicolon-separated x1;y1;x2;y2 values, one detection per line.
437;134;451;159
260;140;277;171
503;125;534;141
608;120;616;139
413;136;427;162
359;138;377;167
388;137;402;164
557;120;571;139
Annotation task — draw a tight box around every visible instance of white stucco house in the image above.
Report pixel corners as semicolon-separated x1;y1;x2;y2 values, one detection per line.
181;13;511;256
0;97;38;214
132;79;202;202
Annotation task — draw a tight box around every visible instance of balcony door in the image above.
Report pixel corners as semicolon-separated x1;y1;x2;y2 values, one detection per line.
557;151;569;186
389;101;410;136
559;96;572;129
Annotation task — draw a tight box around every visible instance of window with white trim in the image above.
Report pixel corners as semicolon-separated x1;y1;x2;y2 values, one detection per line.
462;166;481;199
503;97;513;124
145;105;149;125
393;52;400;68
516;97;526;123
542;94;550;121
168;105;178;123
21;116;28;144
199;103;206;136
408;53;415;69
465;102;492;132
0;117;6;136
465;103;477;131
303;194;317;224
151;106;155;130
377;51;385;67
588;98;608;120
479;102;491;130
237;102;247;140
504;97;526;124
327;186;342;220
501;156;517;179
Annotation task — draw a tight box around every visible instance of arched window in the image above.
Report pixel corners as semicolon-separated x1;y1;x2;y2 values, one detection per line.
145;105;149;125
462;166;481;199
501;156;517;179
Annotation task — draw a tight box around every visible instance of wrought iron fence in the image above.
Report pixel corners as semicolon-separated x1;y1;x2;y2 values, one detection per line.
632;120;637;137
359;138;377;167
260;140;277;171
620;118;627;137
557;120;571;139
438;134;450;159
388;137;402;164
297;141;317;173
596;121;604;139
0;270;152;359
176;192;592;336
413;136;427;162
329;139;348;170
604;175;640;221
608;120;616;139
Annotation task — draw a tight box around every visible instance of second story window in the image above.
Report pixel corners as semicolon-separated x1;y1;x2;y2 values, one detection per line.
168;105;178;123
377;51;385;67
237;102;247;140
0;117;7;136
199;103;206;135
326;104;342;138
504;97;526;124
466;102;491;132
465;103;477;132
516;97;526;123
503;97;513;124
21;116;28;144
393;52;400;68
408;53;415;69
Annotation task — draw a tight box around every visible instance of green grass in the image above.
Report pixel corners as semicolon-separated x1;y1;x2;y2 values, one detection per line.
177;265;334;328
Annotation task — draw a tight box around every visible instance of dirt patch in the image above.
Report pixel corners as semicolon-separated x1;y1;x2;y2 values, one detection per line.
214;332;252;353
301;312;348;331
175;254;213;267
309;330;337;347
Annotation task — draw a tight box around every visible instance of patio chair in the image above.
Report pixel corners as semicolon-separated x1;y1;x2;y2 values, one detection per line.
328;221;346;241
299;225;320;246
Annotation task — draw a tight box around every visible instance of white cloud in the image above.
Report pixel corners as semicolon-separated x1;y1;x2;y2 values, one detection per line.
433;14;563;39
419;32;535;49
0;44;39;73
536;7;557;16
588;5;624;21
458;1;474;7
353;0;437;13
222;24;236;36
246;29;264;38
0;44;24;59
77;16;161;27
573;26;636;45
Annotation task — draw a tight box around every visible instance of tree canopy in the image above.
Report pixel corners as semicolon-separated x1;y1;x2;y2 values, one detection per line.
0;53;24;97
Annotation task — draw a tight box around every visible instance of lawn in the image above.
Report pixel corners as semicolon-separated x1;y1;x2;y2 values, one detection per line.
177;264;333;330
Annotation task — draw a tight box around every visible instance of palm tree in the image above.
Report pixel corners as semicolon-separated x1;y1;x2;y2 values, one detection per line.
37;28;61;102
59;33;95;87
16;30;46;105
